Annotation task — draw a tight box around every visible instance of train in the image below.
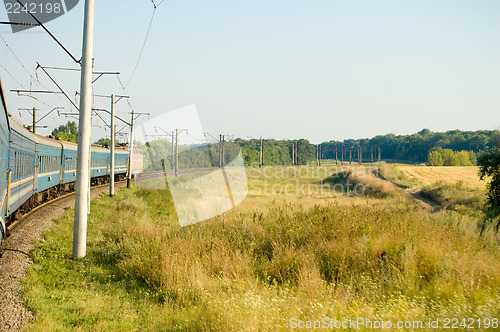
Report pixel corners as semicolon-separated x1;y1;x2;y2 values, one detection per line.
0;75;143;245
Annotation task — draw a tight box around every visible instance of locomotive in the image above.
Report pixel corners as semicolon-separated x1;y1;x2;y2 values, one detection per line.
0;74;142;244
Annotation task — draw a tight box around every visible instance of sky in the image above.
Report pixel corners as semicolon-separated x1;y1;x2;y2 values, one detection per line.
0;0;499;144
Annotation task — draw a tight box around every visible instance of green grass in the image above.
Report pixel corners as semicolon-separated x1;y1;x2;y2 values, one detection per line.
377;164;423;189
420;180;486;215
23;168;500;331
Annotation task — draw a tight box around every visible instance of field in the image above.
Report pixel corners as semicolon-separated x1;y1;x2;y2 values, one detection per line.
22;165;500;331
398;166;485;189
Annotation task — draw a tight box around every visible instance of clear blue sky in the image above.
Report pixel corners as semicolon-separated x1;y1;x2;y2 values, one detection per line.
1;0;499;143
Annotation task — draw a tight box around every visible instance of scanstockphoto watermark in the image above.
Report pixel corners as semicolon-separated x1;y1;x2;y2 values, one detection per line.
255;178;366;197
290;317;499;329
134;105;248;228
249;165;378;197
3;0;79;33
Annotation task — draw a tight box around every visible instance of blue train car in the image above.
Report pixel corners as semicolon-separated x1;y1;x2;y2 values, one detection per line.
61;141;78;186
0;76;11;240
115;149;129;175
90;146;109;180
7;117;36;217
35;135;63;195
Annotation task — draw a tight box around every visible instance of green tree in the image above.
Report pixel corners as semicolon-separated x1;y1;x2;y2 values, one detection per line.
51;121;78;142
478;148;500;217
94;137;111;147
427;150;444;166
455;151;473;166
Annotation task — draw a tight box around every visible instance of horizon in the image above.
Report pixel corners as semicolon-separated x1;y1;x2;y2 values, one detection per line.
1;0;499;144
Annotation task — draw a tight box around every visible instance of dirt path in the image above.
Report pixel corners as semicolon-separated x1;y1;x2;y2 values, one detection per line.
0;183;125;331
372;170;441;213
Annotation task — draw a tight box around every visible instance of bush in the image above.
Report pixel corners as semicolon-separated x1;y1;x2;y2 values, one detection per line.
427;148;476;166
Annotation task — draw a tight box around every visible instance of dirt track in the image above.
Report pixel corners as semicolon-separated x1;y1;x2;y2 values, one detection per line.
0;183;125;331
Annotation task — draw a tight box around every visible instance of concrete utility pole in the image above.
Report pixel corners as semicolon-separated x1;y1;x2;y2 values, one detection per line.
349;149;352;164
371;146;374;163
127;109;135;188
73;0;95;259
219;134;222;168
295;140;299;166
109;94;116;197
221;135;225;168
171;131;174;170
259;136;263;168
378;147;381;162
175;128;178;176
335;145;338;165
32;107;36;134
341;144;344;166
316;145;319;166
319;144;321;167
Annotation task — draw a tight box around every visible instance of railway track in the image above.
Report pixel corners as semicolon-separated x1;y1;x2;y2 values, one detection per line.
5;180;127;236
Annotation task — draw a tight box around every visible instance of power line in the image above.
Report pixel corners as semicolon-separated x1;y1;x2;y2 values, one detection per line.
124;2;161;88
15;0;80;63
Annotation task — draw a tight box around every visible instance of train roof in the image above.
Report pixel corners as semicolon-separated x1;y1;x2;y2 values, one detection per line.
7;113;132;154
8;114;38;142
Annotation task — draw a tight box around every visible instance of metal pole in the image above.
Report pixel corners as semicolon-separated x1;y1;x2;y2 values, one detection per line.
32;107;36;133
110;94;115;197
219;134;222;168
73;0;95;259
259;136;263;168
221;135;225;168
127;109;135;188
319;144;321;166
171;131;174;170
175;128;178;176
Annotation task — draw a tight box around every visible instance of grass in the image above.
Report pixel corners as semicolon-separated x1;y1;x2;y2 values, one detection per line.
420;180;486;215
22;166;500;331
377;164;423;189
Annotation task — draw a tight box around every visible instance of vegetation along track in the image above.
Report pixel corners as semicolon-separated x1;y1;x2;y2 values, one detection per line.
0;181;126;332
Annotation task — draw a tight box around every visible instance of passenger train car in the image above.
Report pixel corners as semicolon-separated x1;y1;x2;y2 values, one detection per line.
0;75;142;244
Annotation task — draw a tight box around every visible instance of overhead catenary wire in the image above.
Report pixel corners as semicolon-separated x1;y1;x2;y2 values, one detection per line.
0;34;70;111
124;0;167;88
15;0;80;64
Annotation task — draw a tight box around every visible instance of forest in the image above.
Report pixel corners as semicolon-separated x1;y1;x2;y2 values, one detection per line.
136;129;499;170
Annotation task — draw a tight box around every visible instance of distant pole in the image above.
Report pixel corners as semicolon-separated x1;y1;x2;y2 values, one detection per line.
32;107;36;133
291;141;295;166
109;94;115;197
259;136;263;168
295;140;299;165
335;145;338;165
341;144;344;166
219;134;222;168
127;109;135;188
175;129;179;176
171;131;174;170
316;145;319;166
221;135;225;168
319;144;321;166
378;147;381;162
371;146;373;163
349;149;352;164
73;0;95;259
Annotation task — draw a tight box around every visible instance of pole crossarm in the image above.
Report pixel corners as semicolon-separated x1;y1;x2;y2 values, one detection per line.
36;63;80;110
93;108;131;126
37;66;120;83
0;21;40;26
11;89;63;95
